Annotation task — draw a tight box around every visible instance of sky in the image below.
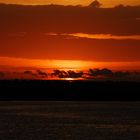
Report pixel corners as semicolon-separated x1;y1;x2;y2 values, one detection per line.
0;0;139;7
0;1;140;79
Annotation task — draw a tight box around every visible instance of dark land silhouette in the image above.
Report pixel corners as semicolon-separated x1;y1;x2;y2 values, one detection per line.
0;80;140;101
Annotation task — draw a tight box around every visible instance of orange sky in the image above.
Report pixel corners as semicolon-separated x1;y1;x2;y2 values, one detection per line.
0;2;140;75
0;0;139;7
0;56;140;71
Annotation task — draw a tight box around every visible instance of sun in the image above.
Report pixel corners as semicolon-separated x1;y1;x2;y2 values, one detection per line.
65;78;75;81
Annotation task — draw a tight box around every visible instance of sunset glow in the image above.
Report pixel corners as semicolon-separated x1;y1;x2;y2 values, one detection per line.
0;57;140;72
0;1;140;80
63;33;140;40
50;60;96;70
0;57;96;70
0;0;139;7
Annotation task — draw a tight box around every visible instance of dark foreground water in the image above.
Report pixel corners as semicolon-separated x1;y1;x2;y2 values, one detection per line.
0;101;140;140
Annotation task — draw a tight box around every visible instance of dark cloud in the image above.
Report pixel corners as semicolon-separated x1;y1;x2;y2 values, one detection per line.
88;68;130;79
36;70;47;78
67;70;83;78
52;70;83;78
52;70;68;78
0;4;139;35
24;70;33;75
51;68;140;81
52;70;62;76
113;71;130;78
89;0;102;8
0;72;5;78
23;70;37;77
0;69;140;81
24;70;47;78
88;68;113;76
0;4;139;62
52;68;130;80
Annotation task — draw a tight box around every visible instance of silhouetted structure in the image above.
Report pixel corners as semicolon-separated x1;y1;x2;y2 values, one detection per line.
0;80;140;101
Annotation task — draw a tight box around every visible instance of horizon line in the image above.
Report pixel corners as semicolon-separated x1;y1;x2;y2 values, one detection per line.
0;2;140;8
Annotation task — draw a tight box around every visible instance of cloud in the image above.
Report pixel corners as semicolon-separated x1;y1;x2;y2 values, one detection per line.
52;70;67;78
88;68;130;79
24;70;47;78
23;70;37;77
0;68;139;81
0;4;139;62
88;68;113;76
24;70;33;75
67;70;83;78
46;33;140;40
0;71;5;78
52;70;83;78
0;4;139;35
88;0;102;8
36;70;47;78
51;68;140;81
113;71;130;78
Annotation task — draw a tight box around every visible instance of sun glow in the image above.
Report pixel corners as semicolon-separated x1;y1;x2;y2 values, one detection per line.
65;78;75;81
0;57;140;72
51;60;96;70
0;57;95;69
0;0;139;7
